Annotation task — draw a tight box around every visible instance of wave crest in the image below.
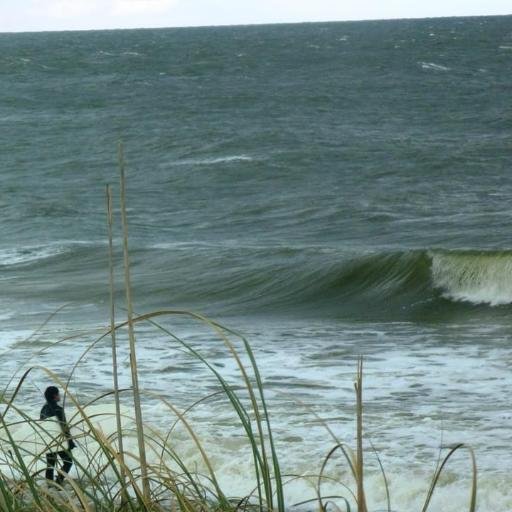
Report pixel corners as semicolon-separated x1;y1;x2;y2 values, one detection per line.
431;251;512;306
4;243;512;317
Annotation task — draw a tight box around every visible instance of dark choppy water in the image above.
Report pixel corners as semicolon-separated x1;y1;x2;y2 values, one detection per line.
1;16;512;510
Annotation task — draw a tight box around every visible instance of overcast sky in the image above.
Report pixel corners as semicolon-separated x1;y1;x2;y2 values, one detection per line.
1;0;511;32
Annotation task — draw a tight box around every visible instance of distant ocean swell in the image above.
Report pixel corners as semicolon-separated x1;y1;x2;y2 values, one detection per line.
2;243;512;318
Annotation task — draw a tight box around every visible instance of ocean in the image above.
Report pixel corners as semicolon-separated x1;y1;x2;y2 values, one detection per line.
1;15;512;510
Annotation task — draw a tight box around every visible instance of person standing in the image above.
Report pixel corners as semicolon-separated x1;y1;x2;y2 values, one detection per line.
40;386;76;485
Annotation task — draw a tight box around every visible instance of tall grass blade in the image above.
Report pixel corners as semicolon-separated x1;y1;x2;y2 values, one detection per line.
355;357;367;512
421;443;477;512
106;184;128;497
118;141;150;501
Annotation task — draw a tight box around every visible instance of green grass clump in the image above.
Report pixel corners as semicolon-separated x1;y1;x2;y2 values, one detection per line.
0;310;478;512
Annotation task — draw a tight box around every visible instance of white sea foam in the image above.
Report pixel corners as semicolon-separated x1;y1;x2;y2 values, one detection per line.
1;319;511;509
0;403;491;509
0;246;67;266
419;62;450;71
2;400;510;511
0;241;101;267
0;329;35;357
174;155;254;165
431;252;512;305
0;311;14;322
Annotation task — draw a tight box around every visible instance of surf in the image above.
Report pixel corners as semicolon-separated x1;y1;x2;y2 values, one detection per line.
4;244;512;318
138;247;512;320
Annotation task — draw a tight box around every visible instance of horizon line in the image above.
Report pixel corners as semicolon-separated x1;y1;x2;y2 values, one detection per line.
1;12;511;35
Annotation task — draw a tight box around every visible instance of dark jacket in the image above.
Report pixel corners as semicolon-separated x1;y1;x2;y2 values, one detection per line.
40;400;76;450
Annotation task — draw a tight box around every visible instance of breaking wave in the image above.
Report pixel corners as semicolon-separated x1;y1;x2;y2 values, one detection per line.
3;243;512;318
431;250;512;305
141;247;512;318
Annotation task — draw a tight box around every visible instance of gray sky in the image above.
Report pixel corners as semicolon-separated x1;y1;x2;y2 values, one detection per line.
1;0;511;32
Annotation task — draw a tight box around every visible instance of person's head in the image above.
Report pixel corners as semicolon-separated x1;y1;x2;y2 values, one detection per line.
44;386;60;402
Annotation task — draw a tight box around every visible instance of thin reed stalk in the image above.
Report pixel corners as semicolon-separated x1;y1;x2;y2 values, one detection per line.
355;357;367;512
106;184;128;496
118;141;150;501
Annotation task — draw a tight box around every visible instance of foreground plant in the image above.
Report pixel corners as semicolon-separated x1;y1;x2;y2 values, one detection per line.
0;318;478;512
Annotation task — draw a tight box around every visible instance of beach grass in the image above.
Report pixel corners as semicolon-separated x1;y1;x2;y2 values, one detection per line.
0;310;479;512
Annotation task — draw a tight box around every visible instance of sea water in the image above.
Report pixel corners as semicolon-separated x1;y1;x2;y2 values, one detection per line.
1;16;512;510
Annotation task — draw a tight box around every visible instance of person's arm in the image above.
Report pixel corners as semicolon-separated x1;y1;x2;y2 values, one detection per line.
55;405;76;448
40;404;49;420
